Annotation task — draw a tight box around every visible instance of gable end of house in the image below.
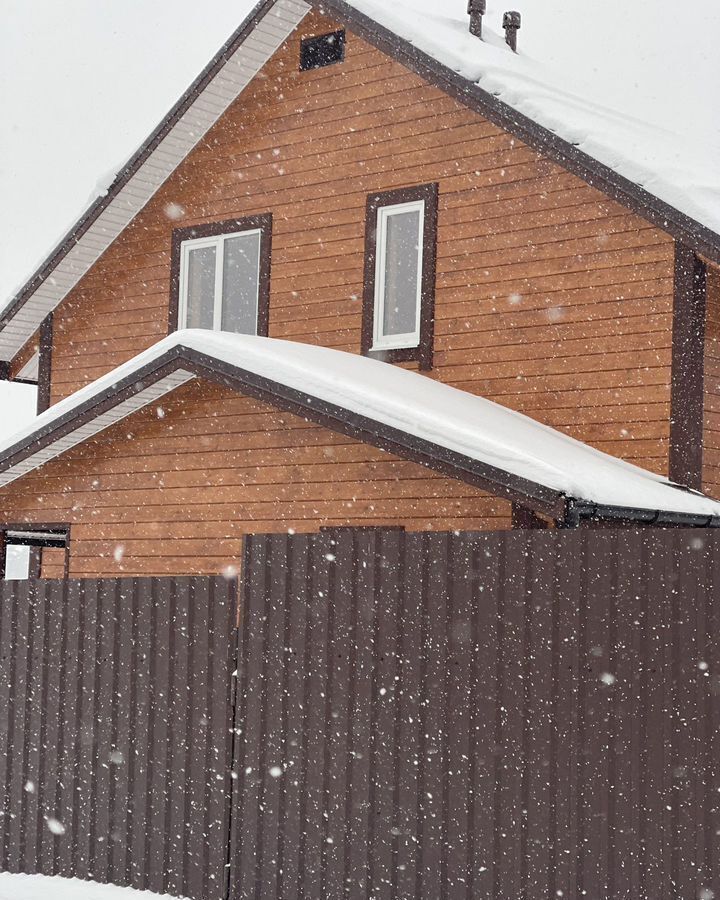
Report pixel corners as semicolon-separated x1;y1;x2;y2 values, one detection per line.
1;0;719;367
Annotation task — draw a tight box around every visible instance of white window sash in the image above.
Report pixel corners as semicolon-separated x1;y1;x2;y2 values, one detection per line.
178;228;263;333
372;199;425;352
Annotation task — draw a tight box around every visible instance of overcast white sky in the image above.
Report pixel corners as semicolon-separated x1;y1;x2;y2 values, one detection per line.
2;0;719;313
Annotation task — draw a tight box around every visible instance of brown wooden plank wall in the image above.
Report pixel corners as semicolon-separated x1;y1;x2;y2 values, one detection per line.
231;528;720;900
703;265;720;498
46;10;674;476
0;380;510;577
0;576;236;900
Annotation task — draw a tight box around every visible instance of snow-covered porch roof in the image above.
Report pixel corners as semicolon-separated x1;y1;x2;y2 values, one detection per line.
0;330;719;528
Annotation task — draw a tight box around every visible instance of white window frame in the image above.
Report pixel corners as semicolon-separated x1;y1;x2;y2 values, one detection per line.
371;199;425;352
177;228;263;333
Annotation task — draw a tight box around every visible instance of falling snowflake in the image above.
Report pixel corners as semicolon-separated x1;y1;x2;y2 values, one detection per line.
46;818;66;836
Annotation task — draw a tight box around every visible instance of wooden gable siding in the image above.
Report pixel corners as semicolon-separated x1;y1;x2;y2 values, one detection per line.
0;379;510;578
46;9;674;477
703;265;720;498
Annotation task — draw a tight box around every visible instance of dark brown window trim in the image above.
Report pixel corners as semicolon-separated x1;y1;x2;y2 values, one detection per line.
168;214;272;336
361;183;438;371
37;313;53;414
669;243;707;490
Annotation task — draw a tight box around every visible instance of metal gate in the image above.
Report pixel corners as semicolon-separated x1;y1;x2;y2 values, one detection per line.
229;529;720;900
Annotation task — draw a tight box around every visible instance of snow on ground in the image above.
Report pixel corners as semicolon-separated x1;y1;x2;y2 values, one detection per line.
2;329;719;518
2;0;719;312
0;872;183;900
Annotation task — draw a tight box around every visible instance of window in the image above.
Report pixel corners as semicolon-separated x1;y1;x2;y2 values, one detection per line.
4;545;32;580
169;215;272;336
300;30;346;71
362;184;438;370
1;525;69;580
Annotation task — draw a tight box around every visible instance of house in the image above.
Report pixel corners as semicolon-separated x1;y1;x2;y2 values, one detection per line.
1;0;720;579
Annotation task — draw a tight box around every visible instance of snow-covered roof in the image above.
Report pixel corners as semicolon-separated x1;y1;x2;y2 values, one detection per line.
1;330;719;525
348;0;720;245
1;0;719;364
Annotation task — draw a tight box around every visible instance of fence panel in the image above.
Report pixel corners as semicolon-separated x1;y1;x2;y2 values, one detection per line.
0;575;236;900
230;529;720;900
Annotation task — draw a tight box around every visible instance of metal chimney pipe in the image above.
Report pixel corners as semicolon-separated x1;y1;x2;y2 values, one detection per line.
503;11;521;51
467;0;486;38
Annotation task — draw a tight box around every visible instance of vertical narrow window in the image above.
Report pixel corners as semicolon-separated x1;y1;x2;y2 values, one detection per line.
169;215;272;336
362;184;438;370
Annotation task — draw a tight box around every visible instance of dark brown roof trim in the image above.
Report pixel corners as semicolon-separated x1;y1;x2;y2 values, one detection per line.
0;0;278;334
315;0;720;266
567;499;720;529
0;349;188;477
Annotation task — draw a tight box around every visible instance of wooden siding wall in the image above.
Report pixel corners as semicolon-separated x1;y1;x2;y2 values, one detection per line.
46;10;674;477
0;380;510;577
703;265;720;498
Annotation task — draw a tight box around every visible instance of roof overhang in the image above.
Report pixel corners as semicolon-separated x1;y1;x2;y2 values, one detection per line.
2;0;720;364
1;332;719;528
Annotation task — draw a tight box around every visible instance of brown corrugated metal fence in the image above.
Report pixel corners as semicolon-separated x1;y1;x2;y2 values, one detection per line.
230;529;720;900
1;533;718;899
0;576;236;900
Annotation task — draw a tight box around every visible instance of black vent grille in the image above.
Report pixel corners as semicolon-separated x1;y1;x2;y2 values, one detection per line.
300;30;346;71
